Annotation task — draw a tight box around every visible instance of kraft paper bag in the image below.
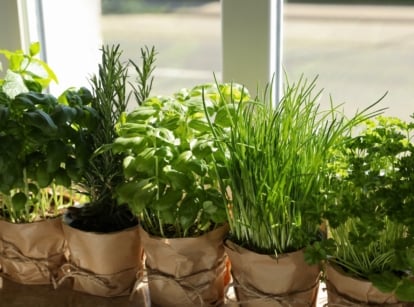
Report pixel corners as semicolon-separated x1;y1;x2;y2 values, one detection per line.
225;240;320;307
59;222;142;297
137;224;230;307
0;218;66;285
326;263;408;306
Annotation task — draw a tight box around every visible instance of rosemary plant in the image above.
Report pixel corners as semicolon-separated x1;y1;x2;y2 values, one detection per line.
207;76;383;255
70;44;157;232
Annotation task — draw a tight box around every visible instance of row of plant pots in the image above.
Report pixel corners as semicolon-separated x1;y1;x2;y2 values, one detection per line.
2;217;410;306
1;42;414;306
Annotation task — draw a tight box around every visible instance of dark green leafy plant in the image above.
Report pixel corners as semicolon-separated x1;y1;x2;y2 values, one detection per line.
112;82;247;237
206;76;383;255
68;44;157;232
325;115;414;302
0;42;98;222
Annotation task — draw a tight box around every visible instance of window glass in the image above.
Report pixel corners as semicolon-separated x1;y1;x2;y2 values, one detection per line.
101;0;221;97
283;1;414;120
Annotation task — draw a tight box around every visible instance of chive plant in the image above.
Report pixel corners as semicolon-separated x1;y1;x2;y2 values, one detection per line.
206;76;383;255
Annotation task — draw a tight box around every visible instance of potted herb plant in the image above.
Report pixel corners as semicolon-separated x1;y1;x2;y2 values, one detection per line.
0;42;97;285
323;115;414;305
206;76;382;306
58;44;157;297
111;82;246;306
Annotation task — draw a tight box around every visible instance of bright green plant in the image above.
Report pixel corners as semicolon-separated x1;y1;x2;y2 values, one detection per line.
0;42;98;223
206;76;383;255
0;41;57;95
325;115;414;302
112;82;248;238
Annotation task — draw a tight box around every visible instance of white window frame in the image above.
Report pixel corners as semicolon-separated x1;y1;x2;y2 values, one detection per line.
1;0;283;101
222;0;283;104
0;0;102;94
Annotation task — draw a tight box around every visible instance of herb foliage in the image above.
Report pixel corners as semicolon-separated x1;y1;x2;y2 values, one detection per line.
325;115;414;301
206;76;383;255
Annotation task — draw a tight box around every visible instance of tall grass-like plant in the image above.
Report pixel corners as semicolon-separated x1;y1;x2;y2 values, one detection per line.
206;76;383;255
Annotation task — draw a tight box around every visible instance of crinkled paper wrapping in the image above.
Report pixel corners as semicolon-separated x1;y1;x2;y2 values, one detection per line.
224;240;320;307
326;263;408;306
0;218;66;285
60;222;142;297
137;224;230;307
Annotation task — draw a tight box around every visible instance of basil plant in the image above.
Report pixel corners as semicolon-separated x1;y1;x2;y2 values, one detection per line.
113;82;248;238
0;42;98;222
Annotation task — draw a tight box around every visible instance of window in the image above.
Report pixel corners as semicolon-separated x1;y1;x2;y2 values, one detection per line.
1;0;413;120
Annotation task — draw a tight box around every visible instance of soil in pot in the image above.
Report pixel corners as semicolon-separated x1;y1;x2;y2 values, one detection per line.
63;203;138;233
224;240;321;307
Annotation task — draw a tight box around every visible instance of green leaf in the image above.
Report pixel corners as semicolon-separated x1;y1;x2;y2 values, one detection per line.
51;104;77;125
369;272;400;294
178;197;200;232
23;109;58;134
118;122;149;137
29;42;40;57
9;52;24;71
214;104;236;127
159;209;176;225
202;200;216;214
117;180;156;214
135;148;157;174
127;106;158;121
188;118;210;132
187;160;208;176
160;116;180;130
13;94;36;110
3;70;28;99
192;140;214;158
46;141;67;172
174;150;193;166
11;192;27;212
112;136;146;154
163;168;192;190
30;57;58;84
27;183;39;195
54;168;71;187
153;189;182;211
395;278;414;302
36;165;52;188
122;156;138;178
0;105;9;123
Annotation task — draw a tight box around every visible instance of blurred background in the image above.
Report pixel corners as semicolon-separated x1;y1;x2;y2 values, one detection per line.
1;0;413;120
101;0;414;119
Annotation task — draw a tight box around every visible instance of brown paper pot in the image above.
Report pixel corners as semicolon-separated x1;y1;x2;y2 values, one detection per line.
138;224;230;307
0;218;66;285
326;263;408;306
59;222;142;297
225;240;320;307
